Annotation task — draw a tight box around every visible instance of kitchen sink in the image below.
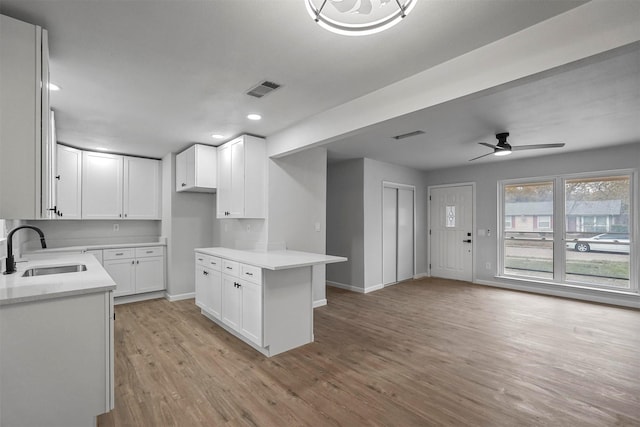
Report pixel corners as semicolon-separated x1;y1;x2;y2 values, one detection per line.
22;264;87;277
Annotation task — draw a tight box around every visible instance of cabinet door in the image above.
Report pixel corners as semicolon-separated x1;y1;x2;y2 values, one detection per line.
229;139;245;216
56;144;82;219
221;274;241;331
82;152;123;219
103;258;135;297
134;256;165;293
123;157;161;219
208;271;222;320
195;265;210;310
175;149;188;192
216;143;232;217
240;280;262;346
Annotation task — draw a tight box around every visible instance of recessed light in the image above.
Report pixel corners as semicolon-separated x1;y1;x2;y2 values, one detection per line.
211;134;225;139
49;83;61;91
247;114;262;121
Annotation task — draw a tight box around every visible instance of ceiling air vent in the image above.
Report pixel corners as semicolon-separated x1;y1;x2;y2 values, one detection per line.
392;130;424;140
246;80;281;98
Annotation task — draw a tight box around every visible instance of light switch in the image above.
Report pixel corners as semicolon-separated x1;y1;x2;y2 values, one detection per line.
477;229;486;237
314;222;321;232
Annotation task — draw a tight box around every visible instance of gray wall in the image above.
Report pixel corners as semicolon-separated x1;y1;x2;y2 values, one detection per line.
268;147;328;303
162;153;216;299
326;158;364;289
423;142;640;307
363;158;428;289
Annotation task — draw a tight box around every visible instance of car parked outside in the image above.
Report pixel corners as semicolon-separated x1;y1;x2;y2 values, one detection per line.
566;233;630;254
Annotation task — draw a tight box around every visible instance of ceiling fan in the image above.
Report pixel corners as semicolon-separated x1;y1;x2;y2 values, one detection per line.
469;132;565;161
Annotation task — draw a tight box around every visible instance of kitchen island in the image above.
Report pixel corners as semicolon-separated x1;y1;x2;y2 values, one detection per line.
194;247;346;356
0;254;115;427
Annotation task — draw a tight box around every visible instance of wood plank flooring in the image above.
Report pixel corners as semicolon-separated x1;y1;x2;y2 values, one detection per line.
98;278;640;426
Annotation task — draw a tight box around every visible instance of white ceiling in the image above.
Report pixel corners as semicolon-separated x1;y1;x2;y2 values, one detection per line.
2;0;637;170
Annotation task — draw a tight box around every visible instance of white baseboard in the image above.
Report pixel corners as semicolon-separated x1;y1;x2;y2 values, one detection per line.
413;272;429;279
474;278;640;309
165;291;196;302
313;299;327;308
327;281;365;293
115;291;166;305
327;281;385;294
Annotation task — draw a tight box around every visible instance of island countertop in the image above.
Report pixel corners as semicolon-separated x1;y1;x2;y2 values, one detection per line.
0;254;116;306
194;247;347;270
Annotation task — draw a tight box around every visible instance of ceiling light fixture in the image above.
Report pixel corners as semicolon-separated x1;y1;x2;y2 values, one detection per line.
247;114;262;121
494;149;512;157
211;134;225;139
305;0;417;36
49;83;61;91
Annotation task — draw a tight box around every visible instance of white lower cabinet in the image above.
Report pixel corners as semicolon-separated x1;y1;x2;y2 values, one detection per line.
103;246;165;297
196;254;263;348
195;254;222;319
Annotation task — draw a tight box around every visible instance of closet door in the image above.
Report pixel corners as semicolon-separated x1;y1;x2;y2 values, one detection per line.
382;187;398;285
382;185;415;285
397;188;414;281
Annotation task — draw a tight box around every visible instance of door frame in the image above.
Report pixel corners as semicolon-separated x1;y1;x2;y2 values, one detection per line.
427;182;476;282
382;181;416;286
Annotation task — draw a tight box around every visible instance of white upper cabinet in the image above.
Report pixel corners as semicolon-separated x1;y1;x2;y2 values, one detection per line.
175;144;217;192
82;152;123;219
0;15;51;220
56;144;82;219
82;152;161;220
216;135;266;219
124;157;161;219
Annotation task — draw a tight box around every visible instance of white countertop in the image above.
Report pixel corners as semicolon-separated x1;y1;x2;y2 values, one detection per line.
0;254;116;306
194;247;347;270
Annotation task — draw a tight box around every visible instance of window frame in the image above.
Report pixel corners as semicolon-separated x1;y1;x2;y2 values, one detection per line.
498;169;637;294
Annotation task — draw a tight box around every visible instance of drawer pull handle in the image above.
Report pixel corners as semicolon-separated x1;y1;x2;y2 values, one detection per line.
211;262;217;265
146;250;153;253
246;272;253;276
198;258;203;261
116;253;124;256
203;271;209;276
226;266;232;270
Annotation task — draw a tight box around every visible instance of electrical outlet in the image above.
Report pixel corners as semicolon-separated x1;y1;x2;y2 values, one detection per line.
113;224;119;232
246;223;251;232
485;262;491;270
315;222;321;232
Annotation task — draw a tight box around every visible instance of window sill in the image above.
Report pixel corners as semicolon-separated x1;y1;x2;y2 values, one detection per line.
496;274;638;296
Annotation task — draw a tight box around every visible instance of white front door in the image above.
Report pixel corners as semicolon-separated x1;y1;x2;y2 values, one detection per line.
430;185;473;281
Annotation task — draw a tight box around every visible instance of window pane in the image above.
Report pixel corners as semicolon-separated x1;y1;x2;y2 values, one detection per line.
565;176;631;289
504;181;554;279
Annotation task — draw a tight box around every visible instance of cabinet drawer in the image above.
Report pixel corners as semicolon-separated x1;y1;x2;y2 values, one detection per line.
195;253;209;267
135;246;163;258
195;254;221;271
103;248;135;260
240;264;262;285
222;259;239;276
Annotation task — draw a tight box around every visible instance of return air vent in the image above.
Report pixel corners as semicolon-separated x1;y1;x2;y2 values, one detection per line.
392;130;425;140
246;80;281;98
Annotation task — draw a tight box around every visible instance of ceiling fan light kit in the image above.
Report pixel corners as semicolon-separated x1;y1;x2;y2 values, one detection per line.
469;132;565;161
305;0;417;36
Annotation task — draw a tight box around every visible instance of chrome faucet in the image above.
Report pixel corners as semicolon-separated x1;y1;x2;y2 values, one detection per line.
3;225;47;275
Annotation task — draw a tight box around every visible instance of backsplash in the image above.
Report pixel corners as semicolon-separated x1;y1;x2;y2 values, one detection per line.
21;220;161;253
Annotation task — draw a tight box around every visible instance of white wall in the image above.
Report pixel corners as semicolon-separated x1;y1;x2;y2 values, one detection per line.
423;142;640;308
326;158;365;289
162;153;216;299
268;147;328;304
363;158;427;289
22;220;160;252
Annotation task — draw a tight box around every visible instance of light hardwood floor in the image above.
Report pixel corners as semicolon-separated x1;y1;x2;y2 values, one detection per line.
98;278;640;426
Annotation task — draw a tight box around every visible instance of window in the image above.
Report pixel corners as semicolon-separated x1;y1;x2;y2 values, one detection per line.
537;215;552;230
500;172;635;292
502;181;554;280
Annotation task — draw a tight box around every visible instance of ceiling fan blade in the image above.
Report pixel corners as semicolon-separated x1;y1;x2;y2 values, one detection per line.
511;143;565;151
478;142;498;149
468;152;494;161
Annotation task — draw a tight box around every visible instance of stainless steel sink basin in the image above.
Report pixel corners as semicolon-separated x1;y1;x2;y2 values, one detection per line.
22;264;87;277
